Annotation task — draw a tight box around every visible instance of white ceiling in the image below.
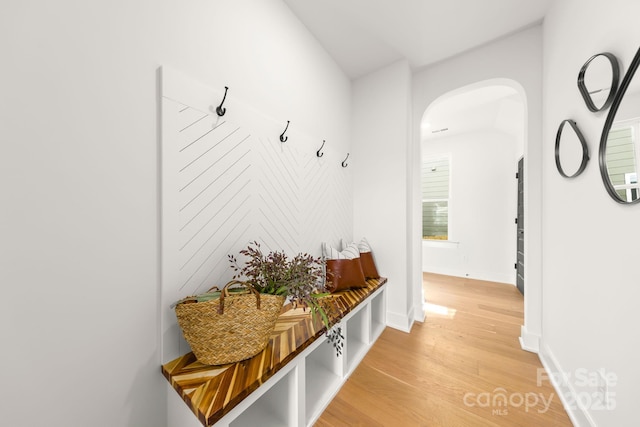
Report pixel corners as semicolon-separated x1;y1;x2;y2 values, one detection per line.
283;0;556;79
422;85;523;143
283;0;543;142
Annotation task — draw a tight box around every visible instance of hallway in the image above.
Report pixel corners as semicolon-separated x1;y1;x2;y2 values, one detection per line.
316;273;572;426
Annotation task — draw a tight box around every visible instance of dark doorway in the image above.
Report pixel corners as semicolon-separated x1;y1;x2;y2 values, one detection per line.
516;157;524;295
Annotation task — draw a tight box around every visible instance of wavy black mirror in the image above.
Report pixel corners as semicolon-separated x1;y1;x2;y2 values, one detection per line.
599;47;640;204
578;52;619;112
555;119;589;178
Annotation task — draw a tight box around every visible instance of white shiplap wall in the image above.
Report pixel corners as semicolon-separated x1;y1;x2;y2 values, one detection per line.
160;67;352;362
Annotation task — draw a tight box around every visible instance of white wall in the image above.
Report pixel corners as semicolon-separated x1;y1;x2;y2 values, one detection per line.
412;26;543;348
422;130;517;284
541;0;640;425
0;1;350;427
159;68;354;372
352;60;415;332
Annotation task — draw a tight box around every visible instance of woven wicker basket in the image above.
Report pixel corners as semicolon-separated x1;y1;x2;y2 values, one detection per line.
175;281;285;365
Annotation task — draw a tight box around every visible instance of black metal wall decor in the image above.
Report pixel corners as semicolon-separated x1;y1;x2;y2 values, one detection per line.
316;140;325;157
211;85;345;171
578;53;619;112
555;119;589;178
599;46;640;204
280;121;290;142
216;86;229;116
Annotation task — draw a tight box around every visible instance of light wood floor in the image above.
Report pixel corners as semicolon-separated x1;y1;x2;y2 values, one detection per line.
315;273;572;426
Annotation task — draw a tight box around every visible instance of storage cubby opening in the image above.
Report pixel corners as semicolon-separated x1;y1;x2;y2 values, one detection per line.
230;368;296;427
305;337;343;424
370;291;386;341
346;307;368;373
164;279;387;427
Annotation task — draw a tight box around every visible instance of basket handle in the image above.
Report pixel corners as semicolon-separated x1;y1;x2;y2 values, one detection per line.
218;280;261;315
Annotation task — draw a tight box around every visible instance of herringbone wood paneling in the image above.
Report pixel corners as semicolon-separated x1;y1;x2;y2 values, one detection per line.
160;67;353;362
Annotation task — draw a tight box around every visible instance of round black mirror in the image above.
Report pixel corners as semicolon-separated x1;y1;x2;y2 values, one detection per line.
555;119;589;178
578;52;619;112
599;47;640;204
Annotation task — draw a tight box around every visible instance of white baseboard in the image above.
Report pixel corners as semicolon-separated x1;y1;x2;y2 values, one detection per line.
538;341;596;427
422;266;515;286
519;325;540;353
386;307;414;333
415;302;426;323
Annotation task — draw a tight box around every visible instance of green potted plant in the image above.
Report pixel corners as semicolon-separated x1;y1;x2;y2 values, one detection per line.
229;241;343;354
173;241;342;366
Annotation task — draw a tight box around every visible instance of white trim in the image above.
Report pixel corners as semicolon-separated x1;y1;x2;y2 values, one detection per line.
415;301;427;323
422;239;459;249
519;324;540;353
423;265;515;286
386;308;414;333
538;341;597;427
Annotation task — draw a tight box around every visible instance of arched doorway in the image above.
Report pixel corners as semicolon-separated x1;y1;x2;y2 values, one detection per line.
414;78;537;351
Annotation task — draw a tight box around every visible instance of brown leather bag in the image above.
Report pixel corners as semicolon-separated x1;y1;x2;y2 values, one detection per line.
326;258;367;292
359;251;380;279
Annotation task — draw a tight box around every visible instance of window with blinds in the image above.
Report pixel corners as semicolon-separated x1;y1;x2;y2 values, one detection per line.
607;122;639;202
422;156;450;240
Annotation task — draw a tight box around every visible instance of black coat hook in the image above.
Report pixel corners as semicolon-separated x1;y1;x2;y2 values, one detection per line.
317;140;325;157
280;121;290;142
216;86;229;117
342;153;349;167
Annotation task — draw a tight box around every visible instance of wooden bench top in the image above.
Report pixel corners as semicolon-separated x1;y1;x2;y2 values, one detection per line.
162;277;387;426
